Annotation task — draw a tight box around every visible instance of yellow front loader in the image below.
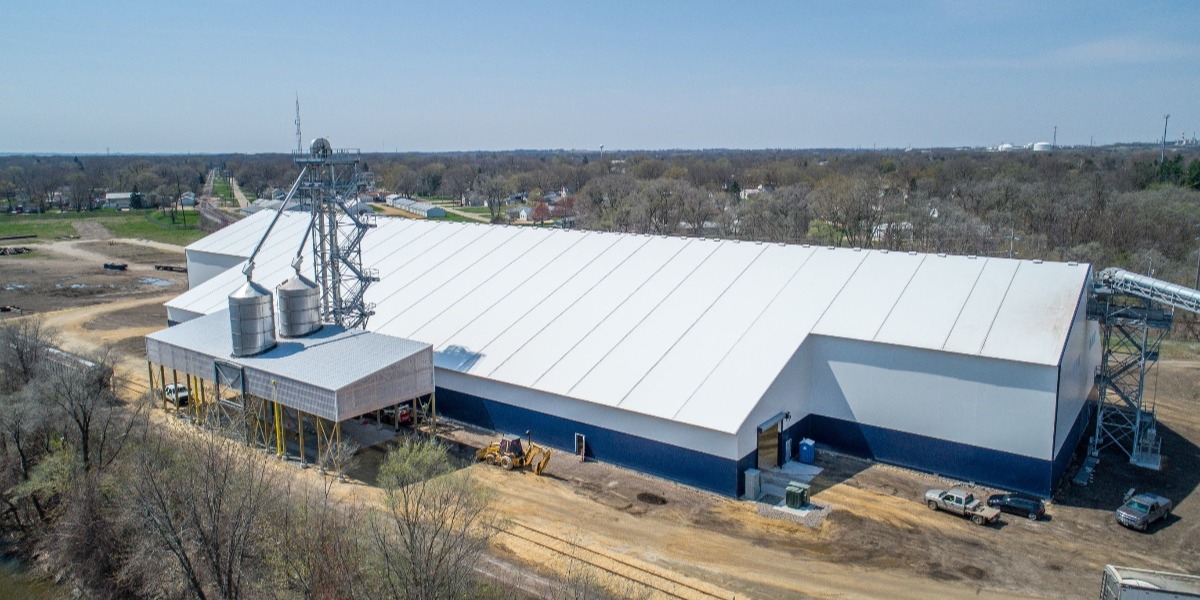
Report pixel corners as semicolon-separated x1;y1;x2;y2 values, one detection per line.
476;433;552;475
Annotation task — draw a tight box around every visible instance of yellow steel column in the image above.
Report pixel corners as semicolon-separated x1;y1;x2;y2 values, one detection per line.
185;373;193;413
274;401;284;458
316;417;324;470
298;409;307;467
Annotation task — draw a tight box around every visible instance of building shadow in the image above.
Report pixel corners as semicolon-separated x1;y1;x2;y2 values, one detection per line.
1054;421;1200;511
435;345;483;371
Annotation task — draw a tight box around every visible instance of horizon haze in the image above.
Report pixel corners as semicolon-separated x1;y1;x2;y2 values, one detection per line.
2;1;1198;153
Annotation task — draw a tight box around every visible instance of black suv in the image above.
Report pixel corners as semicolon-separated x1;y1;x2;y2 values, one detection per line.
986;493;1045;520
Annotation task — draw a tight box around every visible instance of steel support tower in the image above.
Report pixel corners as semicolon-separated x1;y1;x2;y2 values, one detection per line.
1087;293;1171;469
293;138;378;329
1088;267;1200;469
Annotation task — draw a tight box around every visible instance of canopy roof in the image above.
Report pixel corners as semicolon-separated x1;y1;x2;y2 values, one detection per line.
146;309;433;422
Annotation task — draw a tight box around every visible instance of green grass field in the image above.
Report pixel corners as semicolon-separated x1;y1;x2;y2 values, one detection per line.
455;206;492;215
0;209;207;246
0;212;79;240
211;176;235;205
431;212;477;223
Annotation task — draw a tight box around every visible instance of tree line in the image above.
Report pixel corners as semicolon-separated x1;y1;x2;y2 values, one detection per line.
5;146;1200;284
0;320;644;599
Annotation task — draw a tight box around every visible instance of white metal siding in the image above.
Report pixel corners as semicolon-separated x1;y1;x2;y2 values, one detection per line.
1055;282;1101;455
808;336;1058;460
186;250;246;289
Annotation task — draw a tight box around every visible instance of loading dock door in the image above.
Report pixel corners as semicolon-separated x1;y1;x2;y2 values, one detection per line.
757;422;781;470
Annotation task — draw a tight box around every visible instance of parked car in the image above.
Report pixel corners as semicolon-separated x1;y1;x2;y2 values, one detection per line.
925;488;1001;525
987;493;1046;520
381;405;412;426
163;383;190;407
1116;493;1172;531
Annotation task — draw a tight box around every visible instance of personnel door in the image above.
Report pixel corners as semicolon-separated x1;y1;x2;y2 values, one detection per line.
757;422;781;470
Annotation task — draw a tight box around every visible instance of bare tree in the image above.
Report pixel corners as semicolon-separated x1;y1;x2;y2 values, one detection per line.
372;436;493;600
810;174;883;247
128;427;277;600
632;178;687;235
319;439;360;482
270;484;376;600
0;319;60;393
35;347;134;473
472;174;514;224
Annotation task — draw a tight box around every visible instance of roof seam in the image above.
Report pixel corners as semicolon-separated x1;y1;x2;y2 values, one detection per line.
423;230;597;354
479;233;636;376
620;242;770;410
941;257;991;351
671;246;818;420
368;225;498;329
565;240;723;397
810;249;871;331
977;261;1023;354
400;226;554;336
871;253;928;341
377;227;555;334
517;236;685;384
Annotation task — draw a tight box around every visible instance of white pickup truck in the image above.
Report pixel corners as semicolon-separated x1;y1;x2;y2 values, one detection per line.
163;383;190;407
925;488;1001;526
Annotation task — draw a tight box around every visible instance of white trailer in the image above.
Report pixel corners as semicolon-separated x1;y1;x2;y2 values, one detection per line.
1101;565;1200;600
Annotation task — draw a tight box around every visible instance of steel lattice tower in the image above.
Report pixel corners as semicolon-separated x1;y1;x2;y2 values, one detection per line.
293;138;378;329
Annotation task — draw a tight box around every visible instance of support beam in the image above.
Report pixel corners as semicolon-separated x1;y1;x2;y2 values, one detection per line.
146;361;154;403
298;409;307;467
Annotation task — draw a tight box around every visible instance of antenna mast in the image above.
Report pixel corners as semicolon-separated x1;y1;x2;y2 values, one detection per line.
295;95;303;153
1162;114;1170;163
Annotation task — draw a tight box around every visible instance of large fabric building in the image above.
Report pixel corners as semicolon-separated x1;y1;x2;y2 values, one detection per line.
168;212;1100;497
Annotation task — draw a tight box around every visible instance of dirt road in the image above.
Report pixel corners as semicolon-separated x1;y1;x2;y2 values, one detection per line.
229;177;250;208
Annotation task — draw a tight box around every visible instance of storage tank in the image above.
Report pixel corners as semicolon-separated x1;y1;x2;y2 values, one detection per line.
277;273;322;337
228;279;277;357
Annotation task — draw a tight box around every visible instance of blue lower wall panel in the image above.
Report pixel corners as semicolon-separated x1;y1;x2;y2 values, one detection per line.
800;414;1056;498
1051;402;1092;491
436;386;742;496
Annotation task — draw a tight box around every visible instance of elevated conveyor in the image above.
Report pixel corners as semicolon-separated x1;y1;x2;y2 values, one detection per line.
1088;268;1200;470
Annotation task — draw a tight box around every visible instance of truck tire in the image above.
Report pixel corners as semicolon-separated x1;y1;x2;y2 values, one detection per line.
928;501;938;511
972;515;985;526
1027;511;1038;521
500;455;514;470
485;453;497;466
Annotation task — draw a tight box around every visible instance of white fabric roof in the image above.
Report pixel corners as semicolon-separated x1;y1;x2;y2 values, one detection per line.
168;211;1091;434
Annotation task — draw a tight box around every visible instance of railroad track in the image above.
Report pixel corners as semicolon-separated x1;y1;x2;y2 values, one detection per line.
495;521;736;600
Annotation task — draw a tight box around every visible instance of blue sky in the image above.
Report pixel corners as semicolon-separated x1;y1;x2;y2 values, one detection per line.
2;1;1197;153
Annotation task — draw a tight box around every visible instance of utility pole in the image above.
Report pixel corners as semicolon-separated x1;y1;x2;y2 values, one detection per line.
1162;114;1170;163
1053;125;1057;148
1194;236;1200;290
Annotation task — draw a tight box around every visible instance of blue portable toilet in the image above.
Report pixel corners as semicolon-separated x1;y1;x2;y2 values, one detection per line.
799;438;816;464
